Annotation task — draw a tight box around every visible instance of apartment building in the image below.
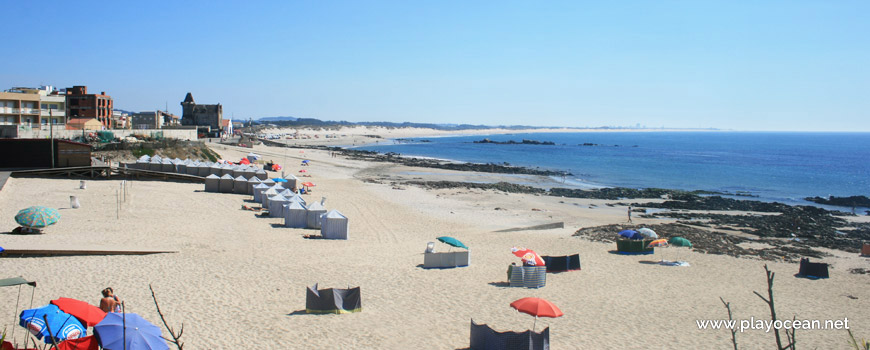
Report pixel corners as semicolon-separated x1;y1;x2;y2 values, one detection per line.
65;85;113;128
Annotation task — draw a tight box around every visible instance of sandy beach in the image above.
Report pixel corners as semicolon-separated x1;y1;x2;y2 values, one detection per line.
0;135;867;349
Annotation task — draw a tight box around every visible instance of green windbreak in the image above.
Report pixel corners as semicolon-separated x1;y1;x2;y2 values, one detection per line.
0;277;36;287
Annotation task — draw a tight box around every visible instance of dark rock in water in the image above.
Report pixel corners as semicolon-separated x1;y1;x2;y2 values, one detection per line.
472;138;555;145
805;195;870;208
549;187;697;200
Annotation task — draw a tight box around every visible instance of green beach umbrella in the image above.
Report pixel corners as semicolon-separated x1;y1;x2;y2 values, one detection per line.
668;237;692;263
436;236;468;250
668;237;692;248
14;206;60;230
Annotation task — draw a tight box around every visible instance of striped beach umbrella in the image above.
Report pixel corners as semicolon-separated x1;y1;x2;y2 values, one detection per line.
647;239;669;262
15;206;60;230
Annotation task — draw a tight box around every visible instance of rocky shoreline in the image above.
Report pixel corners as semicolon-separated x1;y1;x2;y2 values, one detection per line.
257;138;868;256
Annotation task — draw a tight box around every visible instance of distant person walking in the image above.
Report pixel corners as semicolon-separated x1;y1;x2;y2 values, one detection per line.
627;206;632;223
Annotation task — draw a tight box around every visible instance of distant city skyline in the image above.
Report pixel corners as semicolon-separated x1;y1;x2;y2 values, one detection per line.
2;1;868;131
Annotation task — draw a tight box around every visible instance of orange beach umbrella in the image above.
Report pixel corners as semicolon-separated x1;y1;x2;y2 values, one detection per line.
510;297;563;331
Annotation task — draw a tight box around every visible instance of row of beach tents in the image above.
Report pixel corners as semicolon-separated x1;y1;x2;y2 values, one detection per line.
198;168;349;240
122;155;273;180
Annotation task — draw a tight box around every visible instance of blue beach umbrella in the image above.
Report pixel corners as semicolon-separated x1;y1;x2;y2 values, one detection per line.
15;206;60;229
19;304;86;342
94;312;168;350
436;236;469;250
618;230;643;240
302;160;310;164
271;178;288;183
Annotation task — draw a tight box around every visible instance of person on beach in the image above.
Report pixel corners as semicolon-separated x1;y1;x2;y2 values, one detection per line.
627;206;632;223
100;287;122;313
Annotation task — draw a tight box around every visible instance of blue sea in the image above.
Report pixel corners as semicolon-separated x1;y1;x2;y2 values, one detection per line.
354;132;870;207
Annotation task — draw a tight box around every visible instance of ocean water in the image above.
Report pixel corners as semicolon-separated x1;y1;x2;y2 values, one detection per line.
355;132;870;206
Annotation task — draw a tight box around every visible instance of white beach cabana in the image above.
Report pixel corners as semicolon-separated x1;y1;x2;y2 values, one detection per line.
219;164;234;177
148;159;161;171
242;167;256;180
204;174;220;192
268;194;290;218
305;202;327;229
209;164;222;176
253;183;270;202
288;193;307;206
160;159;174;172
233;175;248;194
255;169;268;180
320;210;348;240
246;177;262;195
284;201;307;228
196;163;210;177
260;187;279;205
219;174;234;193
186;161;200;175
283;174;298;190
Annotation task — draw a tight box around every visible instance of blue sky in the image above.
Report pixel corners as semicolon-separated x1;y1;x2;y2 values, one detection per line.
3;1;868;131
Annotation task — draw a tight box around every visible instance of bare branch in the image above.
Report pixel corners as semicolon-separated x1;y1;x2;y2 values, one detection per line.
719;297;738;350
150;284;184;350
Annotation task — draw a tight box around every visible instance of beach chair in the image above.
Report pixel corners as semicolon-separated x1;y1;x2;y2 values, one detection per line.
425;242;435;253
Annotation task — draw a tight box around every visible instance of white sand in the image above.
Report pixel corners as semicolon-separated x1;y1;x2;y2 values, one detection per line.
0;141;867;349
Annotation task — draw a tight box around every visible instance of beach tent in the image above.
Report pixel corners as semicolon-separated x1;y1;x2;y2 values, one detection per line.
186;161;200;175
194;163;208;177
320;210;349;240
254;169;268;180
233;176;248;194
305;202;327;229
242;167;256;181
284;201;308;228
268;194;290;218
219;174;234;193
204;174;220;192
508;266;547;288
283;174;298;189
209;164;222;176
219;164;234;176
305;284;361;314
288;193;307;206
270;183;286;193
253;183;270;202
260;187;279;205
797;258;829;279
160;159;174;172
541;254;581;273
469;320;549;350
261;178;276;188
616;239;655;255
246;177;262;195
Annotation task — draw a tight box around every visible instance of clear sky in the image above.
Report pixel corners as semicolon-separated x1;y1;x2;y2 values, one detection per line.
3;1;868;131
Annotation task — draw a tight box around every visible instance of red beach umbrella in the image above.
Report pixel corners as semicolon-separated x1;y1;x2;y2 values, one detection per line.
302;182;315;187
50;298;106;327
57;335;98;350
511;247;545;266
510;297;563;331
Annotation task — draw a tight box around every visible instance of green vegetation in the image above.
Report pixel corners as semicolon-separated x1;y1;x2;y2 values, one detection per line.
132;147;155;158
200;146;220;162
